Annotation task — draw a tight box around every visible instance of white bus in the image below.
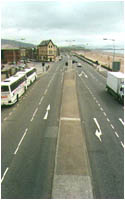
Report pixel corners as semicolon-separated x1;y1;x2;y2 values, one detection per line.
1;73;27;106
16;67;37;87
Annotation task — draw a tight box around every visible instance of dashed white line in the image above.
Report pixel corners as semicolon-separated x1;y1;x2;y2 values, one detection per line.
100;107;104;111
14;128;28;155
4;117;8;121
114;132;119;138
9;112;12;116
103;112;107;116
119;118;124;126
1;168;9;183
121;141;124;148
30;107;38;121
107;118;110;122
39;96;44;105
110;124;114;130
44;89;48;95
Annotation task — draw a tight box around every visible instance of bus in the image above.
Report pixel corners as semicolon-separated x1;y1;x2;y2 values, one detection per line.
1;73;27;106
16;67;37;87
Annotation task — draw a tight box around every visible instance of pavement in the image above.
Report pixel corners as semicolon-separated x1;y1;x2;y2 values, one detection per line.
52;63;93;198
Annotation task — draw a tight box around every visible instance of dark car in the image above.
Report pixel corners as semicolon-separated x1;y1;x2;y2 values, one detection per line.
72;60;77;64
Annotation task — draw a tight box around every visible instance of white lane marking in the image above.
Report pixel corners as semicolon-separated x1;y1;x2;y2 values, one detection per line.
79;72;82;77
44;104;50;120
9;112;12;116
107;118;110;122
14;128;28;155
30;107;38;121
119;118;124;126
82;71;88;78
61;73;64;83
44;89;48;95
103;112;107;116
48;82;51;87
1;168;9;183
39;96;44;105
121;141;124;148
61;117;80;121
93;118;102;142
110;124;114;130
4;117;8;121
100;107;103;111
115;132;119;138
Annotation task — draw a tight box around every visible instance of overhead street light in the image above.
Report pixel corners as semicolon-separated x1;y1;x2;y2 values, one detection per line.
103;38;116;63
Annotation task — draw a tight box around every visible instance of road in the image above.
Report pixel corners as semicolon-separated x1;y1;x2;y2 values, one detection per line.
1;55;124;198
74;56;124;198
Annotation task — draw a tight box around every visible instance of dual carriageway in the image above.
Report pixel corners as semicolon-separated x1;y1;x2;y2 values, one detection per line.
1;54;124;199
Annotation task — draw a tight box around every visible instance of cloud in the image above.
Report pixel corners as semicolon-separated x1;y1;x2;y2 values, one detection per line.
1;1;124;46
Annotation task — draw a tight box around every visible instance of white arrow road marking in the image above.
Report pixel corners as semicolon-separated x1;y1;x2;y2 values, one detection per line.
119;118;124;126
44;111;48;119
47;104;50;111
44;104;50;120
78;72;82;77
93;118;102;142
82;71;88;78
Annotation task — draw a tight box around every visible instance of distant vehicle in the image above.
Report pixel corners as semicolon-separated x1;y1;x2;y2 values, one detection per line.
20;60;25;63
16;67;37;87
72;60;77;64
65;62;68;66
77;63;82;67
1;74;27;106
106;72;124;103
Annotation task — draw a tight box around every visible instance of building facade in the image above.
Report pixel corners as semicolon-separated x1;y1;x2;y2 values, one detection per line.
37;40;58;62
1;48;20;64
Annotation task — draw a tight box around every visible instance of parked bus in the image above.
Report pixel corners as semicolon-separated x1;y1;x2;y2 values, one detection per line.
1;74;27;106
16;67;37;87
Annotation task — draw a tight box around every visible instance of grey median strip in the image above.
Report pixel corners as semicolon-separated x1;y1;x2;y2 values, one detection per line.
52;69;93;199
52;175;93;199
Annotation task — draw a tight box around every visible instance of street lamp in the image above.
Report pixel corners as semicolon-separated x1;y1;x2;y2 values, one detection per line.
103;38;115;63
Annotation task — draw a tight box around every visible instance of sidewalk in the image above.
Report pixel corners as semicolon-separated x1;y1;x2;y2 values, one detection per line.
52;65;93;198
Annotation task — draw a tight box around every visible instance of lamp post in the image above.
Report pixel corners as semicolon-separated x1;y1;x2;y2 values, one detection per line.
103;38;116;64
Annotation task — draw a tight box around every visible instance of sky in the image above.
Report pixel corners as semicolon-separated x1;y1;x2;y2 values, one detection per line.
1;0;124;48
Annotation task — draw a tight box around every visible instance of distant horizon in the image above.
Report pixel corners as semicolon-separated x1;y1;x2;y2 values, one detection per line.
1;38;124;50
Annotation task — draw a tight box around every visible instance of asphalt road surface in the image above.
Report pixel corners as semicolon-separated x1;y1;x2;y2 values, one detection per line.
1;54;124;199
74;56;124;198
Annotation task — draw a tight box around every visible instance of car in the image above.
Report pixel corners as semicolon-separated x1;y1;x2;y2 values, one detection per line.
77;63;82;67
72;60;77;64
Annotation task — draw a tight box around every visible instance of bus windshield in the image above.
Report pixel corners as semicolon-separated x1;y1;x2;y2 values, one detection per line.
1;85;9;92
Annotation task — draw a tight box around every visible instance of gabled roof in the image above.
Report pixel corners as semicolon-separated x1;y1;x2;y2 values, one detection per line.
38;40;55;47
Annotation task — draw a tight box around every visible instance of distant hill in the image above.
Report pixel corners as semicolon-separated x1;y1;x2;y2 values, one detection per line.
1;39;36;49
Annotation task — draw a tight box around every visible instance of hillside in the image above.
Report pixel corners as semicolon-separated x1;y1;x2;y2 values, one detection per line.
1;39;36;49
